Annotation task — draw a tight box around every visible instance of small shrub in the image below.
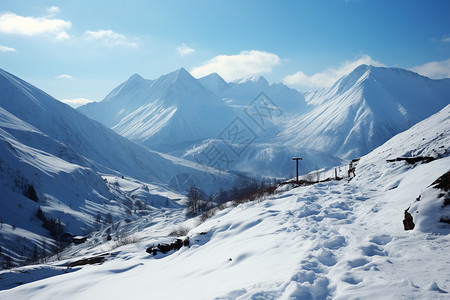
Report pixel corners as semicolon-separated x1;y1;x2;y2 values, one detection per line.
105;213;113;224
169;225;190;237
199;207;217;223
110;234;140;250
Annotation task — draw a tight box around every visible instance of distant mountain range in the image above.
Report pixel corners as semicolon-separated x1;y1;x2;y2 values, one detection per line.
78;64;450;174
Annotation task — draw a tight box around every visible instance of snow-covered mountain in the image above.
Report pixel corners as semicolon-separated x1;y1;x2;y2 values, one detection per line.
0;68;238;266
79;68;239;152
280;65;450;159
2;103;448;299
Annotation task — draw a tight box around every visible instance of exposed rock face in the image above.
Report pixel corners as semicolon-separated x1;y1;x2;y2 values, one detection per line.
146;237;190;256
403;210;415;230
68;254;108;267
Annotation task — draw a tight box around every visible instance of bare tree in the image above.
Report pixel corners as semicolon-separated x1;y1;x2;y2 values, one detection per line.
105;213;113;224
186;186;202;216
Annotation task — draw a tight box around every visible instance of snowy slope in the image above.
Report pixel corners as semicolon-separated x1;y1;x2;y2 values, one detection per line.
79;69;237;152
0;104;187;266
281;65;450;159
2;105;448;299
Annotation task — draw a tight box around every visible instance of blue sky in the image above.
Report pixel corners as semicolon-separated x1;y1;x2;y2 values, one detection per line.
0;0;449;106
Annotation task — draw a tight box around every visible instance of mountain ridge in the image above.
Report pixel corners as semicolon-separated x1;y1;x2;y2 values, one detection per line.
281;64;450;159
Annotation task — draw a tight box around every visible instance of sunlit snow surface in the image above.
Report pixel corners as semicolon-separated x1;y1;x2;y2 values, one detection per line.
2;106;449;299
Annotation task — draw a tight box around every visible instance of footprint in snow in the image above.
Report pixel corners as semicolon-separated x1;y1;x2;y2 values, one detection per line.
369;234;392;245
317;249;337;266
342;275;362;285
361;244;387;257
322;235;347;250
347;258;370;268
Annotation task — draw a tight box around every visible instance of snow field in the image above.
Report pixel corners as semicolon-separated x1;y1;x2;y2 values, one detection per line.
2;147;449;299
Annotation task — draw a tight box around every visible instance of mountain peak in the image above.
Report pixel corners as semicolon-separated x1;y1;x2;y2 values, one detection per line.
163;67;196;85
127;73;145;82
198;72;229;95
201;72;226;82
175;67;192;78
287;64;450;159
334;64;436;96
328;64;372;95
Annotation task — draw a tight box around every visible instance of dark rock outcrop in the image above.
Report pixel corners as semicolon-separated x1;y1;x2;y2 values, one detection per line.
146;237;190;256
68;254;108;267
403;210;415;230
386;156;435;164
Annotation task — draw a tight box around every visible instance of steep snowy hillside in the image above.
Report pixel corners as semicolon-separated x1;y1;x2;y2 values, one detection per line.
198;73;308;113
281;65;450;159
79;69;237;152
2;105;448;299
0;103;188;267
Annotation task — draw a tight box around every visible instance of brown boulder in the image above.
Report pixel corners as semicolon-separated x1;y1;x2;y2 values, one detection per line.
403;210;415;230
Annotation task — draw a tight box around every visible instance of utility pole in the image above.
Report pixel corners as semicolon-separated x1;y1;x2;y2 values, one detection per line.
292;157;302;182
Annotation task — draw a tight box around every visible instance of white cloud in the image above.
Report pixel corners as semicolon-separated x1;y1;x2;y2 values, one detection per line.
0;45;16;52
177;44;195;56
60;98;93;108
191;50;281;81
441;37;450;43
283;55;385;89
410;59;450;79
56;74;74;80
46;6;60;16
84;29;137;47
0;12;71;40
56;31;70;41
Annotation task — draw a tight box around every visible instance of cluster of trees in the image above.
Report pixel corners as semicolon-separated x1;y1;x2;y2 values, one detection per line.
186;186;208;216
123;198;149;215
95;213;113;225
0;246;13;269
36;207;64;241
186;177;279;217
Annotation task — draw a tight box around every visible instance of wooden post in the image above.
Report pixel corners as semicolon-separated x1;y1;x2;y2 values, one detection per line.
292;157;302;182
